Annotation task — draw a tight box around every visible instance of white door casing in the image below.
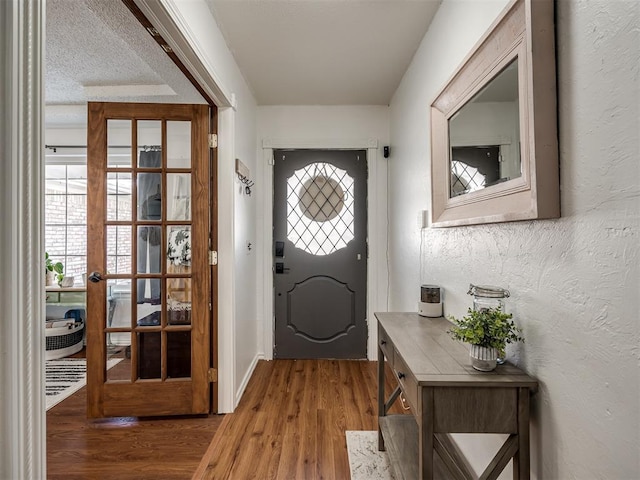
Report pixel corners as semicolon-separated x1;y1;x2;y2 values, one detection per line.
260;138;389;361
0;0;46;478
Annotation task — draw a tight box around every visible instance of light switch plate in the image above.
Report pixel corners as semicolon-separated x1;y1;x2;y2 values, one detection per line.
420;210;429;229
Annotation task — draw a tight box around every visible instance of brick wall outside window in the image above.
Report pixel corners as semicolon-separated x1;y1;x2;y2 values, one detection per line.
45;163;133;285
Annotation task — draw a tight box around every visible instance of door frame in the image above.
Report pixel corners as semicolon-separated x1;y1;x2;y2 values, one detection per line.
2;1;47;478
260;139;389;362
131;0;239;416
2;0;237;476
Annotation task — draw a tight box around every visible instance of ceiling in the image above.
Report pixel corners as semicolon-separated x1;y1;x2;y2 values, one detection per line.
45;0;442;126
207;0;441;105
45;0;204;126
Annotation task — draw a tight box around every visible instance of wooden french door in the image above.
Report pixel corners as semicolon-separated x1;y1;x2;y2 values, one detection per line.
86;102;213;417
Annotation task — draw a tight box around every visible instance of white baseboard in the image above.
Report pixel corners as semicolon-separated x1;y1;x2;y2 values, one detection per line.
234;353;264;408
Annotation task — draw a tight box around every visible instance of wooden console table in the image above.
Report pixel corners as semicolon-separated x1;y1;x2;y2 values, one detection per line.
376;312;537;480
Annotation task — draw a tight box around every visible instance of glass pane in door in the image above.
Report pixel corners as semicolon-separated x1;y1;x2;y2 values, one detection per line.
107;226;132;275
137;281;162;324
136;226;162;277
167;225;191;272
106;334;129;383
107;172;132;221
137;331;161;379
167;278;191;325
167;121;191;168
137;173;162;220
137;121;162;167
167;331;191;378
166;174;191;221
105;282;130;378
107;120;132;168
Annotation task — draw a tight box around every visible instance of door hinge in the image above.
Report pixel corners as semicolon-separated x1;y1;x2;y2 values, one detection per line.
208;133;218;148
208;368;218;383
209;250;218;266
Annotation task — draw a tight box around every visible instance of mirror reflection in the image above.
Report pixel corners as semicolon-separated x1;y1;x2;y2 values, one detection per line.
448;59;520;198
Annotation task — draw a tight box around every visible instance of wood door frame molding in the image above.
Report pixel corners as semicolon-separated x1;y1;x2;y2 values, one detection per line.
260;138;389;365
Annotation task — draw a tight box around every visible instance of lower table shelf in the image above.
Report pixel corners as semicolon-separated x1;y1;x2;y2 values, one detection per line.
379;415;418;480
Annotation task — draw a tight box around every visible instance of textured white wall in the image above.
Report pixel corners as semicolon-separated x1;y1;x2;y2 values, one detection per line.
389;0;639;478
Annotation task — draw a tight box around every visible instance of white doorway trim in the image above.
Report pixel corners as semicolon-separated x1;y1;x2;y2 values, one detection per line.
259;138;389;361
217;106;237;413
134;0;237;414
0;0;46;478
134;0;233;108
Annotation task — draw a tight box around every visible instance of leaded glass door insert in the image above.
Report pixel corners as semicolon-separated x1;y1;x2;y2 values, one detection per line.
287;162;355;256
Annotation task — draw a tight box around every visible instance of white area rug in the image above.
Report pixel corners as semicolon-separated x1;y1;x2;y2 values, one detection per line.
346;431;396;480
46;358;122;411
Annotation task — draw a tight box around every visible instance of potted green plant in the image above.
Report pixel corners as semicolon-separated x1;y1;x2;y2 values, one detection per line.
45;252;65;287
447;307;524;371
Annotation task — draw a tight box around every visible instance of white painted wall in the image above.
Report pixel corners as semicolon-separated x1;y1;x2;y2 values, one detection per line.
258;106;390;144
162;0;259;412
257;106;390;359
389;0;639;478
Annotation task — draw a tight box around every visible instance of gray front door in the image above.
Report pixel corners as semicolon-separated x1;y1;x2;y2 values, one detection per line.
274;149;368;359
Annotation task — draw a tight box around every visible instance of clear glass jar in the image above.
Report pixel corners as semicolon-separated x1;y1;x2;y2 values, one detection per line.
468;284;510;364
468;283;510;312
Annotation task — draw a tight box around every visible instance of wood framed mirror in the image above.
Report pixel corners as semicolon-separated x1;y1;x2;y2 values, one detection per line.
430;0;559;227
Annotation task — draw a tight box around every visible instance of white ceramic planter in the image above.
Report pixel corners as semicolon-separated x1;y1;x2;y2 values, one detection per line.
470;345;498;372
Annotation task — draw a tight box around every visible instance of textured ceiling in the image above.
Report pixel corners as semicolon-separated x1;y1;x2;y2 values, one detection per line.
207;0;442;105
46;0;443;125
45;0;205;126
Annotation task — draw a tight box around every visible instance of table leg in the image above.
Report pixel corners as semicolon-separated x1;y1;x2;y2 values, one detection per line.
421;387;435;479
378;345;386;451
514;387;531;479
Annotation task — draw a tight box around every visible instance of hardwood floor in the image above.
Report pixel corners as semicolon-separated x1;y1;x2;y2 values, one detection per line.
46;373;224;479
194;359;407;480
47;359;404;479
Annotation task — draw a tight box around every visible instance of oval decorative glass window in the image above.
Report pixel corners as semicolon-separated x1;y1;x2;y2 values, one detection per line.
299;175;345;222
287;162;354;256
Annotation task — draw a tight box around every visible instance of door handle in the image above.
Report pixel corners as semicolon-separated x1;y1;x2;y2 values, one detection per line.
88;271;104;283
275;263;290;274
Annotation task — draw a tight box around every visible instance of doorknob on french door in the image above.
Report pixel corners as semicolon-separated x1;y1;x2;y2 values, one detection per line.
88;271;104;283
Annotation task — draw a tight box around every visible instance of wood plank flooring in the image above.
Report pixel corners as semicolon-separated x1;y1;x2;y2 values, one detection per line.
47;359;405;479
46;370;224;480
194;359;408;480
